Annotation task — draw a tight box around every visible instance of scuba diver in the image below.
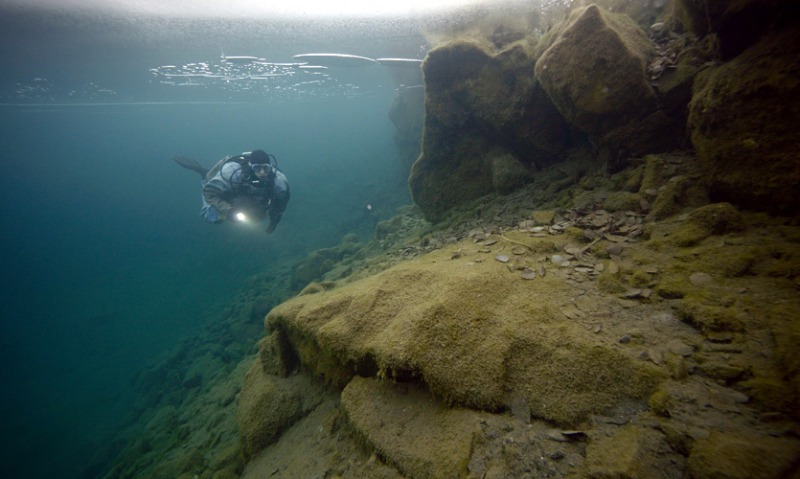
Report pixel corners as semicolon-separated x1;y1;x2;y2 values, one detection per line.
172;149;290;234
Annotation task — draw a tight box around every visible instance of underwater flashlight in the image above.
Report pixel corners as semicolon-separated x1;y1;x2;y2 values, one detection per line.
235;212;248;222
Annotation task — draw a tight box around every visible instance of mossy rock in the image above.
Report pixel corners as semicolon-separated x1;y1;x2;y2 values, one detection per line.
669;223;709;248
679;295;746;334
208;442;243;472
650;177;690;220
150;448;206;479
535;4;657;135
341;377;481;479
603;190;643;212
531;209;556;225
688;431;800;479
639;154;668;194
267;239;665;426
670;202;746;247
292;249;338;288
297;281;337;296
409;133;495;223
491;150;534;194
585;425;682;479
654;269;694;299
688;27;800;214
742;300;800;417
211;470;240;479
410;33;573;221
292;239;365;288
236;363;324;459
740;375;798;417
687;202;746;235
598;272;628;294
376;215;404;240
257;331;294;377
616;164;644;192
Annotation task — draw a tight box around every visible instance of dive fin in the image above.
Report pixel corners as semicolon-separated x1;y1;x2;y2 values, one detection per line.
172;155;209;178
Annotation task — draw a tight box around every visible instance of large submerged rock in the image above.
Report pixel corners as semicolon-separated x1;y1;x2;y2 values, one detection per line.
409;38;571;221
688;26;800;214
534;5;657;136
264;239;664;425
341;377;484;479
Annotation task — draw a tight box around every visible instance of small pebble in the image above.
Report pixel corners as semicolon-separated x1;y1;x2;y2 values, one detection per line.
647;347;663;365
668;340;693;357
689;272;713;286
521;268;537;280
594;262;605;273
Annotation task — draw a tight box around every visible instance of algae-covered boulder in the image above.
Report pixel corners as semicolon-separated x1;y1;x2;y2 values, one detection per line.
585;425;683;479
341;377;483;479
687;431;800;479
236;361;324;459
688;27;800;214
535;5;657;136
409;38;571;222
422;38;569;160
669;202;746;247
266;239;664;425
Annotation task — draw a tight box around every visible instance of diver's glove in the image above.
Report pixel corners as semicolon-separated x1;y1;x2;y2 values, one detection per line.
265;212;281;234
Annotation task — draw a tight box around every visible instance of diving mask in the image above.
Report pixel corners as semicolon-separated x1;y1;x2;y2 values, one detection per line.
250;163;272;178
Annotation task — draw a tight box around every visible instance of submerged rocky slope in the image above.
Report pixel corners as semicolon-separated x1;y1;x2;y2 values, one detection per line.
237;1;800;477
103;1;800;478
238;153;800;479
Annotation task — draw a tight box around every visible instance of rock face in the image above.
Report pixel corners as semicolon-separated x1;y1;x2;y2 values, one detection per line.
491;148;533;194
237;362;321;459
407;1;800;223
409;38;571;221
688;26;800;214
409;3;697;221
